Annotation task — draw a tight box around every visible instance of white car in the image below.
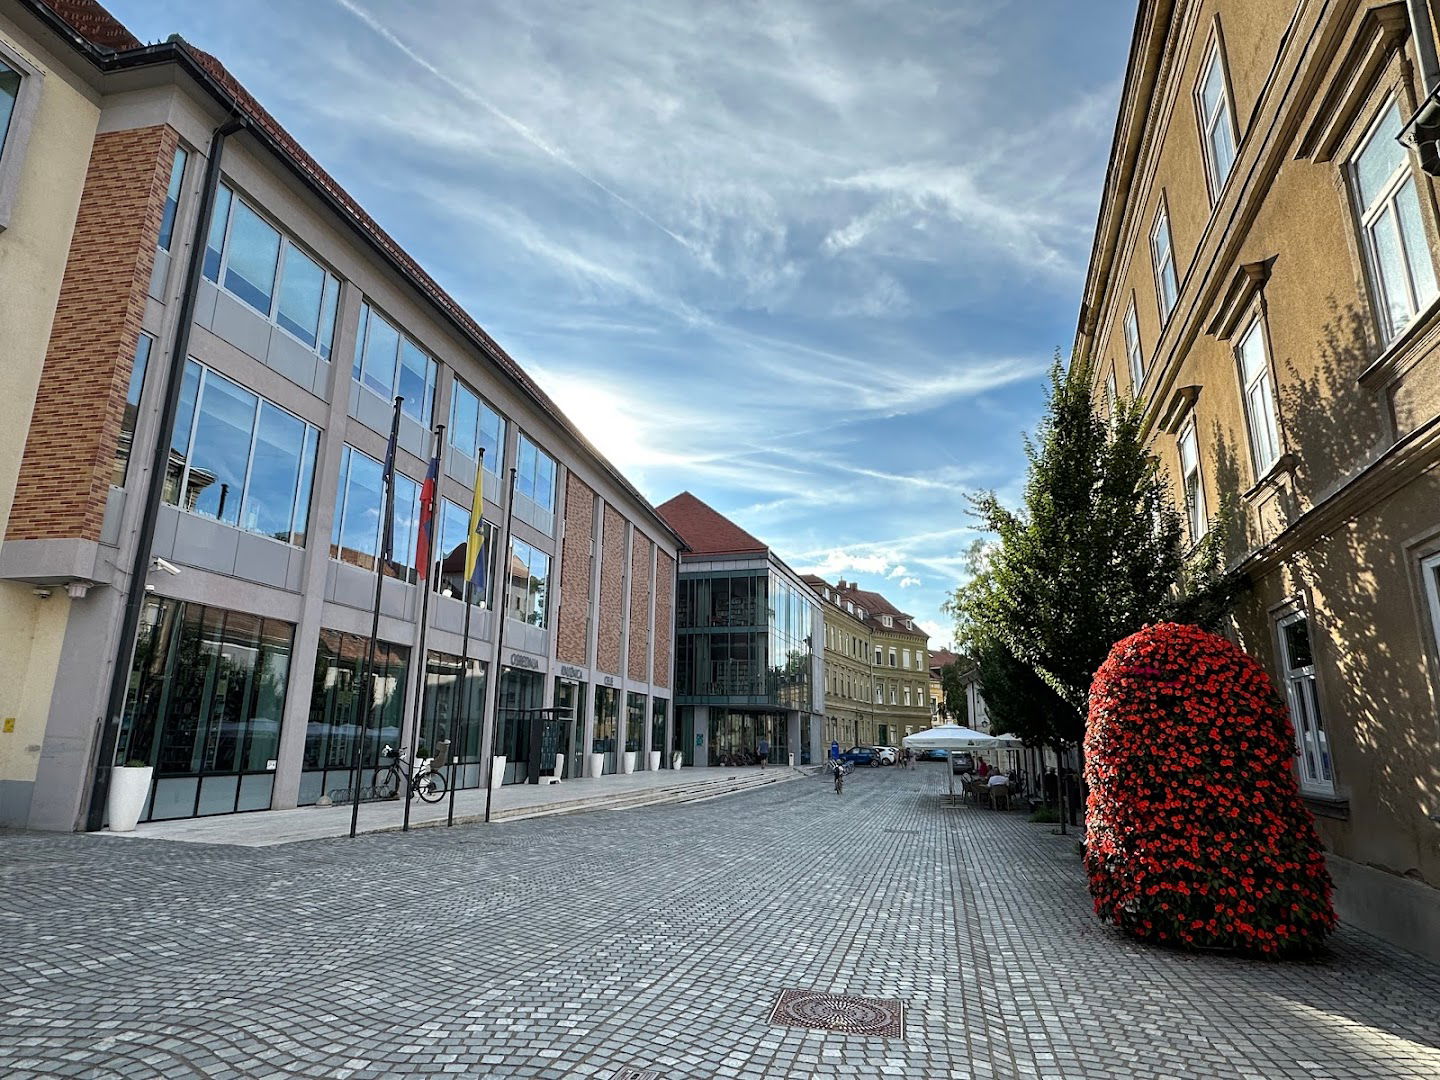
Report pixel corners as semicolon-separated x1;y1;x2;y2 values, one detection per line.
871;745;898;766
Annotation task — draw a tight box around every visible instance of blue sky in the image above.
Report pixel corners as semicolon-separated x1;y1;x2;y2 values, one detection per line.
110;0;1135;647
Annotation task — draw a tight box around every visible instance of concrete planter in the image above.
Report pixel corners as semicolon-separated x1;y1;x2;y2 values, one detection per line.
490;756;507;789
622;751;637;774
647;750;661;771
589;752;605;778
553;752;565;781
107;765;152;833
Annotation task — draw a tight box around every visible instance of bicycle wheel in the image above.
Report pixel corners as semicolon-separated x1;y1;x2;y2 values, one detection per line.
371;765;399;800
415;768;447;803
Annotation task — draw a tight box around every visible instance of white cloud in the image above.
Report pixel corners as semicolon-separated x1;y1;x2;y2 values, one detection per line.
898;576;921;588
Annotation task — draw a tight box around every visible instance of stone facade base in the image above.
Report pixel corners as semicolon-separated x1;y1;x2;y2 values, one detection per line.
1328;854;1440;965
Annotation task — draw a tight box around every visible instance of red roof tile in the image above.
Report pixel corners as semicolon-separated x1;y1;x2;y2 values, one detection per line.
39;0;139;50
655;493;767;557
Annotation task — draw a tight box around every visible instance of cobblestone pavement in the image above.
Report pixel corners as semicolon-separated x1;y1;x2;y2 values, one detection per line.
3;766;1439;1080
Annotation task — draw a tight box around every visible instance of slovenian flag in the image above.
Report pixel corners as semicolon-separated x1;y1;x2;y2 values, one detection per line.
464;450;486;601
415;449;439;579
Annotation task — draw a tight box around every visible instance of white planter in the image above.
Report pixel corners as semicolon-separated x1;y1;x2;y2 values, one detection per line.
787;753;795;768
107;766;152;833
647;750;661;771
589;752;605;778
490;755;507;789
553;752;565;781
622;751;637;774
672;751;683;770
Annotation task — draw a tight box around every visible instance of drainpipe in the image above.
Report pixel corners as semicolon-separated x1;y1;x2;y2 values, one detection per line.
84;116;246;832
1407;0;1440;173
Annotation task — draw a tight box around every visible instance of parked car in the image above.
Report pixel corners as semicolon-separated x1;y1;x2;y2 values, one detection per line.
838;746;882;768
871;746;898;766
919;748;947;761
950;751;976;774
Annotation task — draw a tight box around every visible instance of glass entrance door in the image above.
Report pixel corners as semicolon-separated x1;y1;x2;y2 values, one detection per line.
593;686;619;774
553;679;586;779
497;667;543;784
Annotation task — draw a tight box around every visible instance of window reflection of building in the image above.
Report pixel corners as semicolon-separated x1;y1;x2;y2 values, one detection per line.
593;686;620;774
626;692;646;754
433;497;495;607
420;651;486;789
118;597;294;821
300;629;409;805
707;710;787;765
507;538;550;628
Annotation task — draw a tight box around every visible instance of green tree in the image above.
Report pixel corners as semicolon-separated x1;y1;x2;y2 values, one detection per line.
938;661;968;724
969;352;1236;720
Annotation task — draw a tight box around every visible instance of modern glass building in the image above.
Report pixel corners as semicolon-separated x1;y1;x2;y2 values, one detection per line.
0;0;682;832
658;493;824;768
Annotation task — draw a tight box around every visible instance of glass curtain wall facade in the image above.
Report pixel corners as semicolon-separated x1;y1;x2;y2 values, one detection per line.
594;686;620;774
300;630;410;805
497;666;543;784
118;598;293;821
708;710;787;766
421;652;486;790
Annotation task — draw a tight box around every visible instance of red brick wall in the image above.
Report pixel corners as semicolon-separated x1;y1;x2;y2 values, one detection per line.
6;125;178;543
627;533;652;682
595;505;626;675
653;552;674;689
555;472;595;665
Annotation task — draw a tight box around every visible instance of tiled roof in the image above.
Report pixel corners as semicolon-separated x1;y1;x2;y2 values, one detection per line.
31;0;682;547
928;648;959;670
655;493;767;557
802;574;928;640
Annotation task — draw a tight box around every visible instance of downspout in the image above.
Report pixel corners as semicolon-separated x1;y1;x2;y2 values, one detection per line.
1407;0;1440;173
84;116;246;831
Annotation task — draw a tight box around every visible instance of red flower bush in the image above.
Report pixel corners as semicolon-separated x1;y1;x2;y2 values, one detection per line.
1084;622;1335;957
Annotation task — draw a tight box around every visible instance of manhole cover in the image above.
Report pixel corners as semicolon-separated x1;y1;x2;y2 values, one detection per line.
608;1068;660;1080
768;988;906;1038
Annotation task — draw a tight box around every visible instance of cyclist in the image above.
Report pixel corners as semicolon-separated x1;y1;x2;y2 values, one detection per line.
828;755;846;794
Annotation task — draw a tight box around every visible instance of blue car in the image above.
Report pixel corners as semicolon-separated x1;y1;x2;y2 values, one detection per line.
837;746;882;768
919;748;947;762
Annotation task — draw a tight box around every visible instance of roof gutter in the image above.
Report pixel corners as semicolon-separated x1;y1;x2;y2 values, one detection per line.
19;0;684;551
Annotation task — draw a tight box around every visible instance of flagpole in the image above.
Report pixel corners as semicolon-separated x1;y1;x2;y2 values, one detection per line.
484;465;520;825
449;447;485;828
403;422;445;834
349;395;403;840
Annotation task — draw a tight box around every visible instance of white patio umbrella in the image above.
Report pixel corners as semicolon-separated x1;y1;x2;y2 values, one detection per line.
902;725;1002;802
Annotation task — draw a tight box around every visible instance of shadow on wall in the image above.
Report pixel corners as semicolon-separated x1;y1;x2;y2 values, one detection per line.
1212;299;1440;887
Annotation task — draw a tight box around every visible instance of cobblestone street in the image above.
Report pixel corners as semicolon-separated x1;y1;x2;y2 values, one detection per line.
3;765;1439;1080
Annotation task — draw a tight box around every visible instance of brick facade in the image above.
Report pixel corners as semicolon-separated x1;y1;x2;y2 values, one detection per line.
595;505;626;675
627;532;652;682
6;125;177;543
555;472;595;665
652;551;673;689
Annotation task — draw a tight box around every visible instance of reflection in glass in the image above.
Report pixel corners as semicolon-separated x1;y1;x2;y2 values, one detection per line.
507;538;550;628
277;243;326;347
186;370;257;525
593;686;619;774
354;302;435;422
158;147;187;251
626;692;645;755
224;199;282;314
515;433;556;511
0;59;20;157
202;184;233;282
436;497;494;606
113;334;153;487
117;597;293;820
449;381;505;472
301;628;409;804
651;698;668;755
330;445;421;579
421;651;486;788
497;666;543;784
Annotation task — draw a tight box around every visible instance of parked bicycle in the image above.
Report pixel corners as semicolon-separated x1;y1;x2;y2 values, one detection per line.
372;742;449;803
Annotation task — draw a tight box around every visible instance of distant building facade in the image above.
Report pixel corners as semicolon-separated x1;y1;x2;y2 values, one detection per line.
1078;0;1440;958
659;493;824;767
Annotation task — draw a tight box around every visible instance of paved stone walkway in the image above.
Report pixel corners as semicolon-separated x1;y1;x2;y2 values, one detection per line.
2;765;1438;1079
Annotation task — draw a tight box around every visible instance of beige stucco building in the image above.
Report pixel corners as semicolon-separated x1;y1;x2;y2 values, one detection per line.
1078;0;1440;960
804;576;930;749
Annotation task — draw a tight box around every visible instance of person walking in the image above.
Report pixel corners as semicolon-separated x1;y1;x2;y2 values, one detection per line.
757;734;770;769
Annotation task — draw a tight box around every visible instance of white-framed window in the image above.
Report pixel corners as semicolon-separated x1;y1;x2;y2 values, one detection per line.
1276;610;1334;795
904;685;912;708
1236;316;1282;476
1195;34;1238;199
1105;368;1119;421
875;685;883;705
158;147;188;251
1151;200;1179;321
881;614;893;627
203;183;342;360
448;378;505;475
902;649;911;670
875;646;882;665
167;359;320;546
1178;419;1207;541
0;45;43;231
515;433;558;512
113;334;154;488
888;647;897;667
1124;298;1144;387
1349;97;1440;341
353;302;438;424
889;684;897;705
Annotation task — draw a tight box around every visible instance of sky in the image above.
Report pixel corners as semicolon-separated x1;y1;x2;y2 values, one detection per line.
110;0;1135;648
